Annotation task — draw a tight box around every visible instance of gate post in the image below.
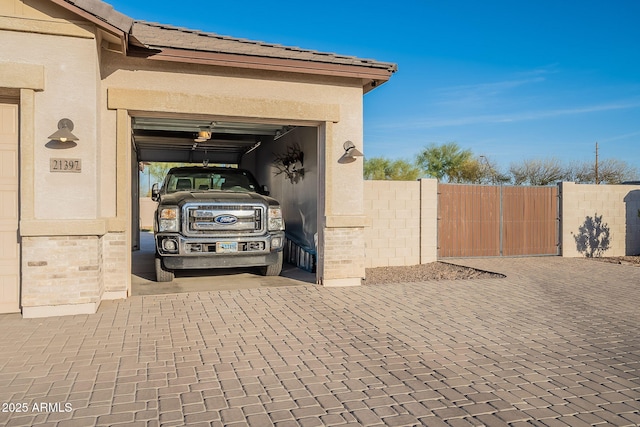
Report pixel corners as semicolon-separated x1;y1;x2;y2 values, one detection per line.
499;184;504;256
420;178;438;263
557;181;565;256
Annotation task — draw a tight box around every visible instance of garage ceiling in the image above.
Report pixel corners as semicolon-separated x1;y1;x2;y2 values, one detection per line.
132;116;288;164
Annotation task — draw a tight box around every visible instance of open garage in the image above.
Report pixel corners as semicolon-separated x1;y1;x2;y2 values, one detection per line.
1;0;396;317
130;116;320;292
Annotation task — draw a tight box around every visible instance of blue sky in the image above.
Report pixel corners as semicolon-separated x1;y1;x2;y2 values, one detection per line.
106;0;640;173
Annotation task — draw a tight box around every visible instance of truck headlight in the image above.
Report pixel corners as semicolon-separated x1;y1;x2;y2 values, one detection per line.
267;206;284;231
159;207;179;232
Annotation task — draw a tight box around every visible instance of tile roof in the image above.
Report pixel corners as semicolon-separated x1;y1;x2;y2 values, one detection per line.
60;0;397;75
62;0;133;33
130;21;397;72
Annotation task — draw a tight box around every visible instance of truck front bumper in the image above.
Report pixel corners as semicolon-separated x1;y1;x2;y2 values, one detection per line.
156;232;284;269
162;251;281;270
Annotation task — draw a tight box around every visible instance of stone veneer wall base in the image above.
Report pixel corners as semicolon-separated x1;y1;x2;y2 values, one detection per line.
22;302;100;318
322;278;362;287
103;291;127;300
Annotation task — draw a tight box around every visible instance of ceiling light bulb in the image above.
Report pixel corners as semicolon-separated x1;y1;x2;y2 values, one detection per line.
198;130;211;139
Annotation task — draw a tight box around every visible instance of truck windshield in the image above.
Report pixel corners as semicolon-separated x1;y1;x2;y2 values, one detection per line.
164;170;259;193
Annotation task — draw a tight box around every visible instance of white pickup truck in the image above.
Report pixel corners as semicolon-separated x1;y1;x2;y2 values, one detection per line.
151;166;285;282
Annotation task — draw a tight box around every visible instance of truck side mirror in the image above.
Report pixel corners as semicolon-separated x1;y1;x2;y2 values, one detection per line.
261;185;270;196
151;183;160;201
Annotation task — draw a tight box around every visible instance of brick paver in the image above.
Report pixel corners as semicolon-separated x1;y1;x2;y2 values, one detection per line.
0;257;639;426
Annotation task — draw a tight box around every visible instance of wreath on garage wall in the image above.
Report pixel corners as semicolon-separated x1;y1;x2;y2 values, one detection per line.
273;142;304;184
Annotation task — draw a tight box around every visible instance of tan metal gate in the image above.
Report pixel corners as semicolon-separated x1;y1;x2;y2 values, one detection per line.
0;100;20;313
438;184;558;258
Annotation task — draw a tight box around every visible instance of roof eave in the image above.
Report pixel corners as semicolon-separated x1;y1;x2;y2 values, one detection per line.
129;47;396;91
50;0;129;53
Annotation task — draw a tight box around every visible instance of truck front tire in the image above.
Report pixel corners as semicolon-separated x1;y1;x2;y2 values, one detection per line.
260;251;283;276
155;257;175;282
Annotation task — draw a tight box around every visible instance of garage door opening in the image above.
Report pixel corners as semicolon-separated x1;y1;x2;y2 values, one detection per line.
129;115;319;292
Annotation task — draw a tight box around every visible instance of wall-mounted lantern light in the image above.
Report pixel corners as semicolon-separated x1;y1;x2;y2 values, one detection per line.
339;140;364;163
48;118;79;143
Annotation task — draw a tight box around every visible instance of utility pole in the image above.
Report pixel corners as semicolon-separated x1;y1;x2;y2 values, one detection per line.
595;142;599;184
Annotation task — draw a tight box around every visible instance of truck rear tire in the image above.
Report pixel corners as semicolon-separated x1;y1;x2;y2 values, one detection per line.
261;251;283;276
155;257;175;282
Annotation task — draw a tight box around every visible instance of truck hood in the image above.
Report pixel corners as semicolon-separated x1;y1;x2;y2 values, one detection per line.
159;190;279;206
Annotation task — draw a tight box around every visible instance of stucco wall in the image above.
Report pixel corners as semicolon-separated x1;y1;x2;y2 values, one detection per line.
560;182;640;257
2;30;99;220
364;179;438;268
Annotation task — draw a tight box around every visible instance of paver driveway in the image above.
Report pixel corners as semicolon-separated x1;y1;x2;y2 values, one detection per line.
0;257;638;426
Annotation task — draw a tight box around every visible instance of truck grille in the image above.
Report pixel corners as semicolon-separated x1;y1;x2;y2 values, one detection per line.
183;203;264;236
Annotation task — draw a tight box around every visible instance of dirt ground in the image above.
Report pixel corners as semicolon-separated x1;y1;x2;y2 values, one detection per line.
364;262;504;285
364;256;640;285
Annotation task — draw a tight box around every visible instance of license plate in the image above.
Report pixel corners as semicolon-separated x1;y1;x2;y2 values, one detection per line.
216;242;238;253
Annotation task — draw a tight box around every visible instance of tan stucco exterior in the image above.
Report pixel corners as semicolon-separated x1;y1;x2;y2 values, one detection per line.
2;0;384;316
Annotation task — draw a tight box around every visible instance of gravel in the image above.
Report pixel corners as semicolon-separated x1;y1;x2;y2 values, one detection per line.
364;256;640;285
364;261;504;285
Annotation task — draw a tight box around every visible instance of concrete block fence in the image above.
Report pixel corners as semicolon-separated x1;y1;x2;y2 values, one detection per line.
363;181;640;268
559;182;640;257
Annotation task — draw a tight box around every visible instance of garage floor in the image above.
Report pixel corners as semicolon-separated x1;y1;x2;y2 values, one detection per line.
131;231;315;296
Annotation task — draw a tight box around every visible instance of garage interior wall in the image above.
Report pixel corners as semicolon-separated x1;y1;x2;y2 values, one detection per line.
245;127;318;257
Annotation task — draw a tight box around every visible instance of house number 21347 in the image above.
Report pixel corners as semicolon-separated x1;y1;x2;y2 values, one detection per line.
50;158;81;173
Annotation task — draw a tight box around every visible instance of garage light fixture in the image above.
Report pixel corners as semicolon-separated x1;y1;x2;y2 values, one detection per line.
48;118;79;143
340;140;364;163
194;129;211;143
194;123;215;142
